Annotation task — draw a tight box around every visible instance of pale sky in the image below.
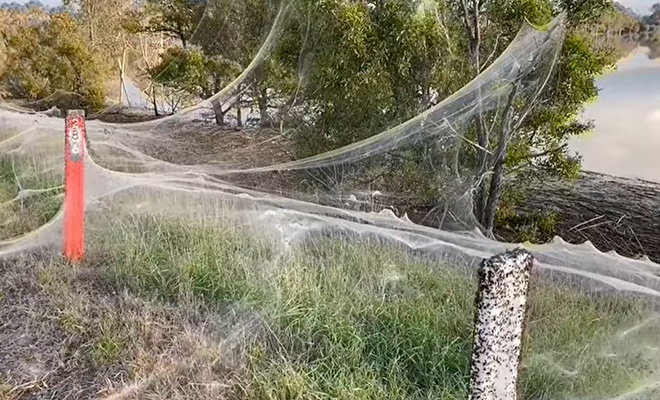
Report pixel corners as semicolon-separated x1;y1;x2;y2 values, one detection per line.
0;0;656;15
621;0;655;14
0;0;63;6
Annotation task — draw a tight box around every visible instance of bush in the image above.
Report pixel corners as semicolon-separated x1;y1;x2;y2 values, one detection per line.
0;12;106;111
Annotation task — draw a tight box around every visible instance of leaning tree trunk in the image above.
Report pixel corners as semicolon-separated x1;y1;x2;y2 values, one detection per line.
117;48;128;106
483;86;518;236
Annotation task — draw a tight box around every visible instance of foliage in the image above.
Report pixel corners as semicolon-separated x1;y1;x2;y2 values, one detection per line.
506;32;612;180
272;0;616;234
462;0;615;232
141;0;207;47
642;3;660;26
0;0;59;13
496;206;558;243
149;46;241;110
0;0;634;234
62;0;137;64
143;0;280;123
0;11;106;110
286;0;467;156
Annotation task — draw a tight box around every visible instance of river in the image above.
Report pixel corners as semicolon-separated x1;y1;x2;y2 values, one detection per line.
570;46;660;182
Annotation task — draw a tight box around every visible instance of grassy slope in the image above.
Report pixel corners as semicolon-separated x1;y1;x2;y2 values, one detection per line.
2;214;658;399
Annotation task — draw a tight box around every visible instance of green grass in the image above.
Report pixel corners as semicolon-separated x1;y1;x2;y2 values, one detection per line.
82;215;660;400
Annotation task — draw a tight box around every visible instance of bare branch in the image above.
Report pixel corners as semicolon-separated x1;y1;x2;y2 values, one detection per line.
480;34;501;72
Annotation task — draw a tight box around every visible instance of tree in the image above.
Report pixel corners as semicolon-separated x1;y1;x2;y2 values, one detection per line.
640;3;660;26
149;46;241;120
187;0;278;126
131;0;617;237
0;11;106;110
273;0;615;236
447;0;615;235
283;0;466;155
63;0;134;53
0;1;50;12
141;0;207;48
63;0;141;106
141;0;280;125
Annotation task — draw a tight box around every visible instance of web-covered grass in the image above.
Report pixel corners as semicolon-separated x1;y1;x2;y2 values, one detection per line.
2;192;658;398
0;151;63;241
73;215;657;399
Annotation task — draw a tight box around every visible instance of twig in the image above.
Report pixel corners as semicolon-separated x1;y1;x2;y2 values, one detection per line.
576;220;610;232
569;215;604;231
629;226;646;256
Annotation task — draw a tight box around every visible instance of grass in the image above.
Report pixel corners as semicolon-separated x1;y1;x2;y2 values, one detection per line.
2;214;642;400
0;157;63;241
1;211;659;398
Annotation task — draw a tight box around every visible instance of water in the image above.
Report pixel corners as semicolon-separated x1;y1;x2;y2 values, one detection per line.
570;47;660;182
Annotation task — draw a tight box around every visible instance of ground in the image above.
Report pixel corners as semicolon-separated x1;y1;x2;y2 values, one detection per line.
2;119;660;399
2;221;659;399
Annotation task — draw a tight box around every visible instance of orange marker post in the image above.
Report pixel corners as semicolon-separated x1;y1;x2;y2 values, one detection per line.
64;110;86;263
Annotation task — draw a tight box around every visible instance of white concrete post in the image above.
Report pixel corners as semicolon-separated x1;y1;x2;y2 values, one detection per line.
468;249;534;400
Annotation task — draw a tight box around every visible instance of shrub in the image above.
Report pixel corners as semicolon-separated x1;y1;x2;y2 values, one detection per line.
1;12;106;111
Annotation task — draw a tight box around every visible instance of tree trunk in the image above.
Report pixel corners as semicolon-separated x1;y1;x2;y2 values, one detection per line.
258;84;269;127
460;0;489;222
474;113;489;223
151;85;159;116
117;48;128;106
177;22;187;48
0;33;8;78
483;86;518;236
213;101;226;125
253;65;270;127
118;60;123;104
236;95;243;129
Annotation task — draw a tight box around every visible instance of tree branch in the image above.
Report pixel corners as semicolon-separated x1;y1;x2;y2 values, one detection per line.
528;143;568;159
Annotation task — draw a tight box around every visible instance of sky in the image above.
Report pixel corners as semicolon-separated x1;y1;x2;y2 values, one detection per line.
621;0;655;14
0;0;63;7
0;0;656;14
